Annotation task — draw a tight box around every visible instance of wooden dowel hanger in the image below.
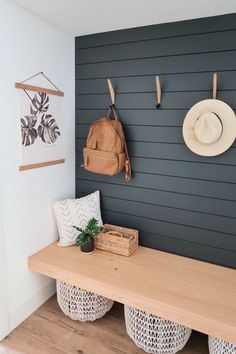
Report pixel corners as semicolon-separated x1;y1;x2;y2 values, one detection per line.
15;71;64;97
107;79;116;108
212;72;217;99
155;75;162;109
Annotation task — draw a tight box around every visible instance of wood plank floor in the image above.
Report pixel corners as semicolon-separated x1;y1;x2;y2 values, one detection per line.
1;296;209;354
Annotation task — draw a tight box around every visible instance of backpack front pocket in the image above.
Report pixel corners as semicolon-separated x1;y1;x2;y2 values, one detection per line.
83;148;121;176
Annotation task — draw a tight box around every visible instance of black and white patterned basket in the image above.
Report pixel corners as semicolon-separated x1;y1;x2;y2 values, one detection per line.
124;305;192;354
209;336;236;354
56;280;114;321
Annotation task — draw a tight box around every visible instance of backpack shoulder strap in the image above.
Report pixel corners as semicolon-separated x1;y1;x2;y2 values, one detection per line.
123;136;132;181
110;107;132;181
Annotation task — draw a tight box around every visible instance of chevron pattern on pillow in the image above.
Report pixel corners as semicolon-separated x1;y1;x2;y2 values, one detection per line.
52;190;103;247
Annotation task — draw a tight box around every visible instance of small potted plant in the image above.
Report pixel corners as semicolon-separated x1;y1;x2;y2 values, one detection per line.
73;218;103;254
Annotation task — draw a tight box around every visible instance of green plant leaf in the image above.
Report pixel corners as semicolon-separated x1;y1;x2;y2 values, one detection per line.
73;225;84;233
73;218;103;246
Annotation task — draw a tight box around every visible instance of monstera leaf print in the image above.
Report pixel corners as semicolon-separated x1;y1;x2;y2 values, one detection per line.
38;114;60;144
31;92;49;115
21;115;38;146
20;91;61;147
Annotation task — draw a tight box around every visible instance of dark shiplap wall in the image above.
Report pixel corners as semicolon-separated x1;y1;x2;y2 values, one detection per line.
75;14;236;268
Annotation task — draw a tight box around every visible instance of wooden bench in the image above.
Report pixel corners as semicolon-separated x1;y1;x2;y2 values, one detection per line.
28;242;236;344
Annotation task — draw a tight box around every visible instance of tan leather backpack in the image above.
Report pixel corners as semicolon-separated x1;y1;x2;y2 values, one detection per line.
81;107;131;181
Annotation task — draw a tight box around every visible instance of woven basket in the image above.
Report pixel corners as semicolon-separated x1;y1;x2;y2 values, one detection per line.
56;280;114;321
95;224;139;256
124;305;192;354
209;336;236;354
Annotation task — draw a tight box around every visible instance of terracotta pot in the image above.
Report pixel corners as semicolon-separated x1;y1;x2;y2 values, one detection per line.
80;238;94;254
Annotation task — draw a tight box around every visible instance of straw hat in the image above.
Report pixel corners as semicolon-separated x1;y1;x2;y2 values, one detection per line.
182;99;236;156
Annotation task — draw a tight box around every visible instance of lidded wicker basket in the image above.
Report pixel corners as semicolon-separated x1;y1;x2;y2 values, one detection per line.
95;224;139;256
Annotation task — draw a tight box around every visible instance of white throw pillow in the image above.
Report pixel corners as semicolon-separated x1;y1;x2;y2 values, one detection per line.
52;190;103;247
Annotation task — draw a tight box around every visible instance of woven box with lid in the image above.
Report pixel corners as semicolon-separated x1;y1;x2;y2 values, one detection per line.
95;224;139;256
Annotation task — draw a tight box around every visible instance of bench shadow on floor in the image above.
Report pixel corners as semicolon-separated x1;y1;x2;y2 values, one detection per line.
1;295;209;354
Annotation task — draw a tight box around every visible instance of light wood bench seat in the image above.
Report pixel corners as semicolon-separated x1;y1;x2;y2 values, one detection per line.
28;242;236;343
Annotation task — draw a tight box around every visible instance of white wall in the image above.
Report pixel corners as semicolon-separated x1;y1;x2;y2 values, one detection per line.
0;0;75;332
0;182;9;340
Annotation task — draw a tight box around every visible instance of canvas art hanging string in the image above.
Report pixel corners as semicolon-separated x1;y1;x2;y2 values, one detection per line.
20;71;61;90
17;71;63;104
15;72;64;97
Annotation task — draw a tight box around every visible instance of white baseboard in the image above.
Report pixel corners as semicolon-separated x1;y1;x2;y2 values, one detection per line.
9;280;56;332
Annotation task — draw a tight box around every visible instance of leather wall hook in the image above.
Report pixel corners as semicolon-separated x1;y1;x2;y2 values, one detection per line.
155;76;162;109
212;72;217;99
107;79;116;108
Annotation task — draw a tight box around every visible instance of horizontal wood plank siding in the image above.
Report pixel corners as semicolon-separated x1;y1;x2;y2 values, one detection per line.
76;30;236;64
76;138;236;165
75;14;236;268
75;14;236;48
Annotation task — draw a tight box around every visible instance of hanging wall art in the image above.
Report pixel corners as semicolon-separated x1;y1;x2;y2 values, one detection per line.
15;72;65;171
